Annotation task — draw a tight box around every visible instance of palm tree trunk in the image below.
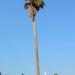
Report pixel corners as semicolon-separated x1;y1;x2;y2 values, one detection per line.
32;16;40;75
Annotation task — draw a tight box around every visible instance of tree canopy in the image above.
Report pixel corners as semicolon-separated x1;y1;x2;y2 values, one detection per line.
24;0;45;17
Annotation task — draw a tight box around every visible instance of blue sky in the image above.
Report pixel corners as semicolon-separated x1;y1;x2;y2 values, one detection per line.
0;0;75;75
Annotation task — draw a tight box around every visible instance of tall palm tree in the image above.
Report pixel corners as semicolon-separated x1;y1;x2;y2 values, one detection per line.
24;0;45;75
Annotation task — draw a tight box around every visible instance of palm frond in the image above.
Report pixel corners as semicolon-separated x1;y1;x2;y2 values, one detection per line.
24;0;45;10
24;0;45;17
24;2;31;9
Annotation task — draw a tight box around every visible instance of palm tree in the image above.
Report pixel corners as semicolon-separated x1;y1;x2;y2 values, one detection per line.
24;0;45;75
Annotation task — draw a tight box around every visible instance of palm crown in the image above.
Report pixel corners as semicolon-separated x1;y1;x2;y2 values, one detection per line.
24;0;45;17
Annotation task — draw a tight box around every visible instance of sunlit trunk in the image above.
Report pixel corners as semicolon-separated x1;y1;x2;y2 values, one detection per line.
32;16;40;75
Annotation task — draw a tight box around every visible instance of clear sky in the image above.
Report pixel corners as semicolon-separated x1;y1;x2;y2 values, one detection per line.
0;0;75;75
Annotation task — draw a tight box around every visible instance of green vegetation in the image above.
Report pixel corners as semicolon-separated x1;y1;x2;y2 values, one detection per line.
24;0;45;17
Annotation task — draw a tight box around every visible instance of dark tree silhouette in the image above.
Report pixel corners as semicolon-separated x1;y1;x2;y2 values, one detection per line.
0;72;2;75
